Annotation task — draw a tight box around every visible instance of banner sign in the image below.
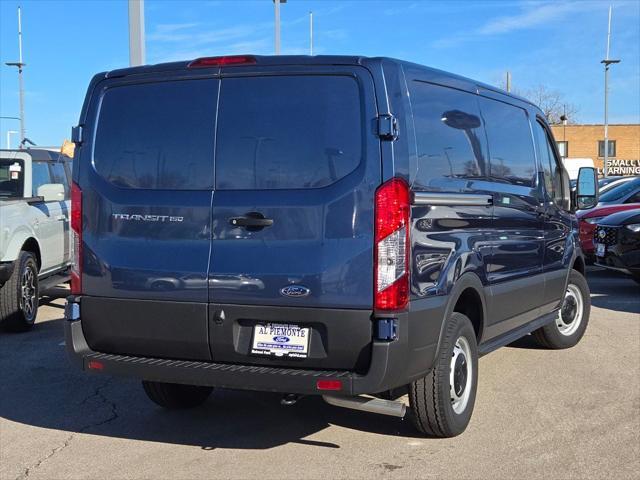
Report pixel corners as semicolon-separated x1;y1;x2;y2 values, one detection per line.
598;159;640;176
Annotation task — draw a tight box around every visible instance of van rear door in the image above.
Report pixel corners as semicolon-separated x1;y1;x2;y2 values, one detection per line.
80;77;218;361
208;68;380;367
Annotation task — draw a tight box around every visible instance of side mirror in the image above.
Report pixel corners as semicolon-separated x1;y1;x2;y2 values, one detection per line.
575;167;598;210
37;183;65;202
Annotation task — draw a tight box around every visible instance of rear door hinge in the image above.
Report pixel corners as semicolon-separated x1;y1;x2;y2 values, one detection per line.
377;114;398;141
71;125;83;145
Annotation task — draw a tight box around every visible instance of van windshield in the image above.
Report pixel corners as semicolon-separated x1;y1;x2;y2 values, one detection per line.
215;75;363;190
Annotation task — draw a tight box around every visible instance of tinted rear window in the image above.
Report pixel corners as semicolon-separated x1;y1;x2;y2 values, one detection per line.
215;75;362;190
94;79;218;190
479;97;536;186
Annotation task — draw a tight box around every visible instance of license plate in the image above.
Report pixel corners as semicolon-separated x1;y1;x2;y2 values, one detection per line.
251;323;309;358
596;243;606;257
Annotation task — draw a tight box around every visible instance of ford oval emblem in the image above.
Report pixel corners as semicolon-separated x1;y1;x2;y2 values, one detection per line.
273;336;290;343
280;285;310;298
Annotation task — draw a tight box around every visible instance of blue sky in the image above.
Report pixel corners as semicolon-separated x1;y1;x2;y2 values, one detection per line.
1;0;639;147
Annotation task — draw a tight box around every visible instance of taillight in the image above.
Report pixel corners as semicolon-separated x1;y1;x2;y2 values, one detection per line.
374;178;410;311
71;182;82;294
317;380;342;391
188;55;256;68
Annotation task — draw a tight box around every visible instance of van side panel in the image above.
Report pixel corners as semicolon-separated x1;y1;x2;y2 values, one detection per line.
396;65;494;376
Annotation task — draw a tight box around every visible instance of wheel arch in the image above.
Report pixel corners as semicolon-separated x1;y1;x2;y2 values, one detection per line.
437;273;487;351
572;255;585;276
21;238;42;272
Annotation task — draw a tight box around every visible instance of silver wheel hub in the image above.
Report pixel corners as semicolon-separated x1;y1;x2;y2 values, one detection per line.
556;283;583;336
20;266;36;321
450;336;472;414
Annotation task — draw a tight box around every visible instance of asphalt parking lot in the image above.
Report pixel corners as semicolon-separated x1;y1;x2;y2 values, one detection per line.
1;268;638;480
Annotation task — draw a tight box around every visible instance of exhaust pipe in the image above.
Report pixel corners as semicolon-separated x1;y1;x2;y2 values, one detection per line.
323;395;407;418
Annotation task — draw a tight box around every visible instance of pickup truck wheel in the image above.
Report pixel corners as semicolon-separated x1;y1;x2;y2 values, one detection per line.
142;381;213;409
0;251;39;332
532;270;590;349
408;312;478;438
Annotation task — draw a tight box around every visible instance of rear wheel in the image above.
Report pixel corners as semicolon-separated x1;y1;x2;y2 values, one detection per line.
142;381;213;409
0;251;39;332
409;312;478;437
533;270;590;349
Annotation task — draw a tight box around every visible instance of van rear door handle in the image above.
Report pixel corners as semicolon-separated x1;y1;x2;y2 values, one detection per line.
229;212;273;230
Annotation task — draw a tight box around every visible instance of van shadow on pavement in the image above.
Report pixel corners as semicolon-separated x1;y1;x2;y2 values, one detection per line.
0;308;421;451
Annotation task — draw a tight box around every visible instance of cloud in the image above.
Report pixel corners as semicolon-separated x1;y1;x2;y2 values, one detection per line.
322;29;348;41
432;1;594;48
477;2;584;35
146;2;349;63
147;25;256;45
154;23;200;34
384;2;419;16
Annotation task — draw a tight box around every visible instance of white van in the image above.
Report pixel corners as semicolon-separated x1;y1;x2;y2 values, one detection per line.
563;158;595;180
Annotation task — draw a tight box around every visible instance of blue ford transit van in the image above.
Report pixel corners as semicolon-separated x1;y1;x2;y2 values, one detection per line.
66;55;598;437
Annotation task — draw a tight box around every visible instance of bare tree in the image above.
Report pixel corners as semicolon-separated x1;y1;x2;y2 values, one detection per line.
520;85;579;124
496;80;579;124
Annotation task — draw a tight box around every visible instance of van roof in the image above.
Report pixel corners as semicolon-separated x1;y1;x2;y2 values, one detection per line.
99;54;539;113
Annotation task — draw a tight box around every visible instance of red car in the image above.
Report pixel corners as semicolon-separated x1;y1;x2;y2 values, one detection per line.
577;203;640;261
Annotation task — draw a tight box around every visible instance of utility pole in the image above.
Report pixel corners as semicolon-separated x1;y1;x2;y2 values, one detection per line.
273;0;286;55
5;6;26;146
309;11;314;55
128;0;146;66
506;71;511;93
601;5;620;177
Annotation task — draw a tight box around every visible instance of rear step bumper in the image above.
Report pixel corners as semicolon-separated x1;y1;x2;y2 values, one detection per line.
64;303;415;396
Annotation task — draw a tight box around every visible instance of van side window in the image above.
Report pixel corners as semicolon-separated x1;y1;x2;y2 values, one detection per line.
31;161;52;197
215;76;362;190
94;79;218;190
409;81;488;190
533;121;563;206
479;97;536;187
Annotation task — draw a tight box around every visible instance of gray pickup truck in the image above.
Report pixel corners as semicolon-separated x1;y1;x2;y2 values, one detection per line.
0;149;72;331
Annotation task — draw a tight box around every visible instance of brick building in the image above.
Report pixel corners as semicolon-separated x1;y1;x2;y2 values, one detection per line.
549;124;640;175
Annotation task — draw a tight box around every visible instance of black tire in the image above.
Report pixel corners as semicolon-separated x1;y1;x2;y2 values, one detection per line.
533;269;590;349
631;273;640;285
409;312;478;438
0;251;39;332
142;381;212;409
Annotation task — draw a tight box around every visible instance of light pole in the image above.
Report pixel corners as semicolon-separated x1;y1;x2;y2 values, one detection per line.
309;11;314;55
128;0;146;66
6;131;18;149
601;6;620;178
273;0;287;55
5;7;26;145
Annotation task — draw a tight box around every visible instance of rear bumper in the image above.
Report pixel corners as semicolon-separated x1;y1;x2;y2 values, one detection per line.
0;261;15;285
64;298;421;396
